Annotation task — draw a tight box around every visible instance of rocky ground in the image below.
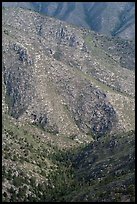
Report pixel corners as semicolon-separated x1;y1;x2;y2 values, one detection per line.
2;7;135;202
3;2;135;40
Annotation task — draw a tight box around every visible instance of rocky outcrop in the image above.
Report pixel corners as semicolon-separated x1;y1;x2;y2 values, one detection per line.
2;8;135;138
3;43;34;119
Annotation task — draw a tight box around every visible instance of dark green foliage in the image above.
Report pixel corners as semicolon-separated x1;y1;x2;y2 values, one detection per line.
13;176;25;187
30;176;36;187
2;113;135;202
12;155;18;161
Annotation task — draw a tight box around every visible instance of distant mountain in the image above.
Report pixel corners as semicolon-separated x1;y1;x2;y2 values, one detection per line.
2;2;135;40
2;7;135;202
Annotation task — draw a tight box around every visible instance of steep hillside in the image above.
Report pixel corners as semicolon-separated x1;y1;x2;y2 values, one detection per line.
2;113;135;202
70;130;135;202
2;7;135;202
2;2;135;40
2;7;135;138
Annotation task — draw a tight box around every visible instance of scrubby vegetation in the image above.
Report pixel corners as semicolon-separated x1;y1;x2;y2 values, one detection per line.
2;113;135;202
2;7;135;202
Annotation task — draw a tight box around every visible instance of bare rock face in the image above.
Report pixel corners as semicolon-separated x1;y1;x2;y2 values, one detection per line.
2;8;135;139
3;43;34;119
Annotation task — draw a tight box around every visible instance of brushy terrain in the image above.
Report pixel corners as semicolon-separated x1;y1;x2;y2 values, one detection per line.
2;113;135;202
2;7;135;202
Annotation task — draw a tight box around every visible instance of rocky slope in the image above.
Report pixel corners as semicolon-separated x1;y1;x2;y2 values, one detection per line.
2;7;135;202
2;112;135;202
70;130;135;202
2;7;135;138
2;2;135;40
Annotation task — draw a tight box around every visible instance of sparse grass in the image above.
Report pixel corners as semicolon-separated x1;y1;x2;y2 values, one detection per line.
85;34;118;68
74;66;131;98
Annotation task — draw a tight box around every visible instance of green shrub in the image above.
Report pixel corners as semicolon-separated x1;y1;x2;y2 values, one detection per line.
13;176;24;187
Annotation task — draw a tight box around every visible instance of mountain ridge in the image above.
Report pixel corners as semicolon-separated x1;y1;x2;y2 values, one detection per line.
2;2;135;40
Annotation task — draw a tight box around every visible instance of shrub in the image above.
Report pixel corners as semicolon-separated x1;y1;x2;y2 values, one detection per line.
13;176;23;187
